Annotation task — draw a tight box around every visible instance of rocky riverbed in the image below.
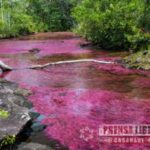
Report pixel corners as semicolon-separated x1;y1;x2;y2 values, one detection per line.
0;79;31;140
0;79;54;150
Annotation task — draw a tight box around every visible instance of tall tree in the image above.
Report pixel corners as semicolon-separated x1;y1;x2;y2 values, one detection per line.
28;0;73;31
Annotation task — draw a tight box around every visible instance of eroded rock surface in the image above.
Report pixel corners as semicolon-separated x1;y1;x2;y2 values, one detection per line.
0;79;31;140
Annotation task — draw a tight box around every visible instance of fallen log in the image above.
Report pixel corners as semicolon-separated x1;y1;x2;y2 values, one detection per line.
0;61;13;71
28;59;114;69
0;59;114;71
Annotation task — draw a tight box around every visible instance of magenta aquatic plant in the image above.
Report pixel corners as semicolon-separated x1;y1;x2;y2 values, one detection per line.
0;33;150;150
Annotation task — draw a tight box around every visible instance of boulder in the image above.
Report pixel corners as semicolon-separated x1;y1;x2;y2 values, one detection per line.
31;122;46;132
0;79;31;141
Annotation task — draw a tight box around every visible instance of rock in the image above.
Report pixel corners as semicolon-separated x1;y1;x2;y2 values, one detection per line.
80;42;91;48
136;57;141;63
123;50;150;70
17;142;53;150
29;111;40;120
14;88;32;97
29;48;41;54
7;94;32;108
115;59;123;64
0;79;31;141
143;50;148;55
31;122;46;132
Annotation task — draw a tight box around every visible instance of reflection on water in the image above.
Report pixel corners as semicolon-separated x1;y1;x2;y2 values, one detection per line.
0;33;150;150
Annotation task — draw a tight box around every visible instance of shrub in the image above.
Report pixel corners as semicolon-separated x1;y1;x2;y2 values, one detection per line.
72;0;150;51
0;0;37;38
140;0;150;32
10;14;37;36
0;135;16;149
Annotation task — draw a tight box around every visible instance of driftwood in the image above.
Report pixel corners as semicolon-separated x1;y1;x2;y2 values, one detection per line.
28;59;114;69
0;61;13;71
0;59;114;71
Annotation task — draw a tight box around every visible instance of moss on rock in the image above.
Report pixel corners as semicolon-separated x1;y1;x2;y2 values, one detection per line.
123;50;150;70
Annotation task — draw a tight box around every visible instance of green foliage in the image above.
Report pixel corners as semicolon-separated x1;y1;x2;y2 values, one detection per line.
0;135;16;148
140;0;150;32
72;0;150;51
0;0;149;52
0;0;74;37
28;0;74;31
124;50;150;70
0;0;37;38
0;109;9;119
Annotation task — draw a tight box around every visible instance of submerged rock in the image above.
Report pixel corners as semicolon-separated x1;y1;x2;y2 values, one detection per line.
123;50;150;70
29;48;41;54
0;79;31;141
29;111;40;120
31;122;46;132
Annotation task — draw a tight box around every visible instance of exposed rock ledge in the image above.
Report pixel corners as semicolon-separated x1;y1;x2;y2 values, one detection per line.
0;79;31;141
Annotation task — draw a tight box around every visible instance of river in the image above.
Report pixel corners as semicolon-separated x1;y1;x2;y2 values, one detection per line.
0;32;150;150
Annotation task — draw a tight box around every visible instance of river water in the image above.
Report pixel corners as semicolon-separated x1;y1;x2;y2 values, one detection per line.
0;32;150;150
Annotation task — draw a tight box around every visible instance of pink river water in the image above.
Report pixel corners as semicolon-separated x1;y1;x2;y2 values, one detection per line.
0;32;150;150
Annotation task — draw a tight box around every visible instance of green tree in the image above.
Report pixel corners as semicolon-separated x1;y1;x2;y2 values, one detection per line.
28;0;74;31
0;0;37;37
72;0;149;51
140;0;150;31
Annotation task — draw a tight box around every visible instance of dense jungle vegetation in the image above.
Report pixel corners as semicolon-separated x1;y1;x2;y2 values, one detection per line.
0;0;149;51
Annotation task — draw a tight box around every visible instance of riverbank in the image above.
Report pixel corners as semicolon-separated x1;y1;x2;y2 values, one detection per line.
0;79;31;149
123;50;150;70
0;79;55;150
